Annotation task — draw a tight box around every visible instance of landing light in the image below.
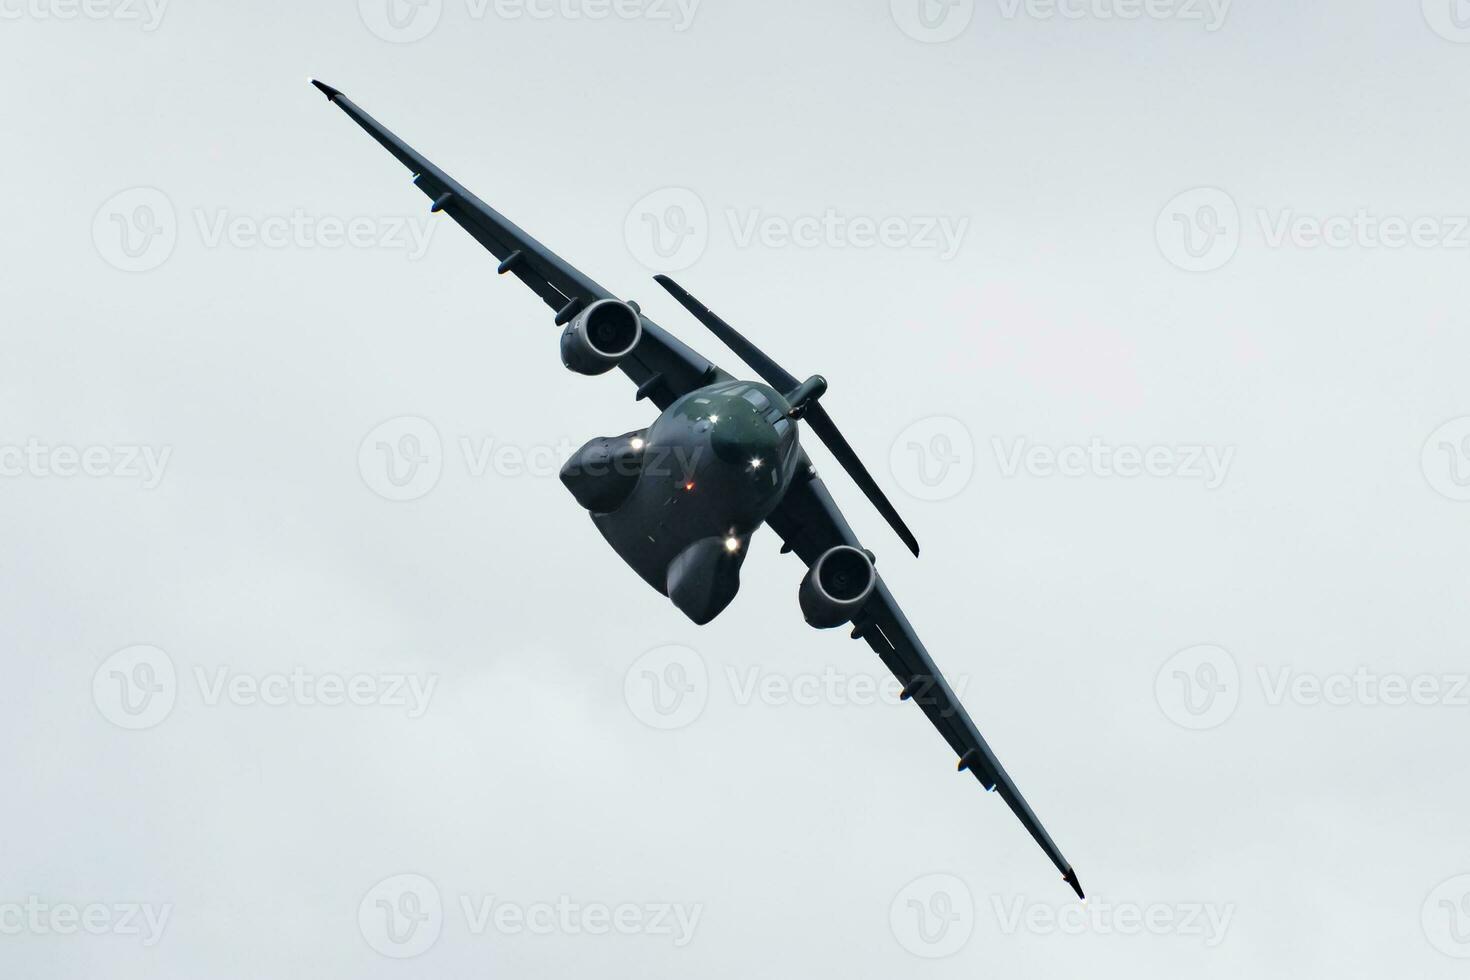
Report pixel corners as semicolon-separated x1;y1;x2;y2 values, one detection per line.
708;414;720;424
630;437;645;451
724;536;741;553
749;457;763;469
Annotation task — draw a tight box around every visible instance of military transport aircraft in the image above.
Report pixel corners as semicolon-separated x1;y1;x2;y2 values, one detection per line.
312;80;1084;900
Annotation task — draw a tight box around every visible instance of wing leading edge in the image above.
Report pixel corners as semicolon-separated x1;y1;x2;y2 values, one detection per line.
311;79;721;410
766;477;1084;900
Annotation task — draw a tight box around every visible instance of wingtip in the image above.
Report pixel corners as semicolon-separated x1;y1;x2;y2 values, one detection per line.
310;79;343;102
1063;868;1084;901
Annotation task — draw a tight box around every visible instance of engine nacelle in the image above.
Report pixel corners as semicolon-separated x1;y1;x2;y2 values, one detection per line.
799;545;877;629
560;299;643;376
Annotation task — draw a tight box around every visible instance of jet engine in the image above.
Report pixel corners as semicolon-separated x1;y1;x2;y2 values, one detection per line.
799;545;877;628
560;299;643;375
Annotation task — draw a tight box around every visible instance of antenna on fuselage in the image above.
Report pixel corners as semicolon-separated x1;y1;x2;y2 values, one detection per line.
653;274;920;558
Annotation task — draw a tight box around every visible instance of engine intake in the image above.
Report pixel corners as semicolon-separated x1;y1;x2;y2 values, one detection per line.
560;299;642;375
799;545;877;629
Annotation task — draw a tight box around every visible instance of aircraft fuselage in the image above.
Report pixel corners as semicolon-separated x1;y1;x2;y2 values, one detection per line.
561;379;802;623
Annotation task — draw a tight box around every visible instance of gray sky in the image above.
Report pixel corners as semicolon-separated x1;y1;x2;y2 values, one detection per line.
3;0;1469;976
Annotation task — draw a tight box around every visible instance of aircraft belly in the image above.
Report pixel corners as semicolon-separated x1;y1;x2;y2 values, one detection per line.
595;461;773;588
591;499;687;596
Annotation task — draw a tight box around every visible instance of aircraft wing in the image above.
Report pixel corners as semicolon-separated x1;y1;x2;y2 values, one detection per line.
765;476;1085;900
314;79;1081;898
311;80;724;410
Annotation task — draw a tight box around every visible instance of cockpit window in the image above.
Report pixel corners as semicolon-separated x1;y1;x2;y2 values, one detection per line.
740;388;771;412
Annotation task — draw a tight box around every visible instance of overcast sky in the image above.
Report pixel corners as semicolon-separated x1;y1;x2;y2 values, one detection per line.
3;0;1469;976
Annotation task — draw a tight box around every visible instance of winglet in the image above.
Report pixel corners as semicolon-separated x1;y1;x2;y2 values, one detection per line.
311;79;343;102
1062;868;1085;901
